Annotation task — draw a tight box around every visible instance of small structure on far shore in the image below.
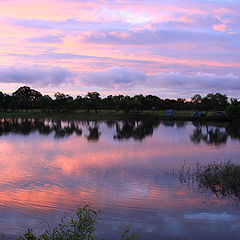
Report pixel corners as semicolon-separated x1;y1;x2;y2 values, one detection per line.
212;111;226;116
192;111;202;118
164;110;174;117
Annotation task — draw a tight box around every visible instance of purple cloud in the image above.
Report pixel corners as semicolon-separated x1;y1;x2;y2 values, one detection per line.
80;66;147;88
0;65;75;87
1;0;240;98
149;72;240;91
28;35;63;43
79;66;240;96
10;18;131;32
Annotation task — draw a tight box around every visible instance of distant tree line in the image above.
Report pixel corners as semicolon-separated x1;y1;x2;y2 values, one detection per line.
0;86;239;117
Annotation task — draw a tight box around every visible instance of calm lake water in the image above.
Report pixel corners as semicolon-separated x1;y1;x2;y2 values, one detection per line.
0;118;240;239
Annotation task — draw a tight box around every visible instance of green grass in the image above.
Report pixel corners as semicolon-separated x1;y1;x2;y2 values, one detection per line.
0;110;143;121
0;109;229;121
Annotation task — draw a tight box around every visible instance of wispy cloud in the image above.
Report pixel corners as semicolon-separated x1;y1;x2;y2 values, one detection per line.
79;66;240;94
0;0;240;97
80;66;147;88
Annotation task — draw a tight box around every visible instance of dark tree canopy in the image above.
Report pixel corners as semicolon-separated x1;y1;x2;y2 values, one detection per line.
0;86;238;118
13;86;42;102
12;86;42;110
85;92;101;113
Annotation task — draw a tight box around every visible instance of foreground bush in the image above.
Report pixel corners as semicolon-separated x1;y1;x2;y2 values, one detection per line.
17;205;140;240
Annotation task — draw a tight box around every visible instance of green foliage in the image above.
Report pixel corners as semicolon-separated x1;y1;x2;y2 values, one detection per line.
53;93;75;112
226;104;240;119
191;93;229;114
120;96;135;115
85;92;101;113
18;229;37;240
17;205;98;240
191;94;202;105
203;92;228;110
0;86;233;115
17;205;140;240
120;227;141;240
13;86;42;110
36;95;53;111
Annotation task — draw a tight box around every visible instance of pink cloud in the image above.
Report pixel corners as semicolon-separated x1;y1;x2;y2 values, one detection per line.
213;23;227;32
0;0;239;97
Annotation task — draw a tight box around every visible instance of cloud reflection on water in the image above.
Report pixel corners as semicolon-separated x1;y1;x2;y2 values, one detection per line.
0;119;240;239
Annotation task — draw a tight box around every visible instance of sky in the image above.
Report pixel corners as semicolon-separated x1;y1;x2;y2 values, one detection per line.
0;0;239;98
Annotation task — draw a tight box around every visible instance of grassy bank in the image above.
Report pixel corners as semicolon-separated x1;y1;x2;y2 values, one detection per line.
0;110;230;122
0;110;151;121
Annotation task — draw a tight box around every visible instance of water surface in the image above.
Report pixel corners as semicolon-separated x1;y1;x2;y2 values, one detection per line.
0;118;240;239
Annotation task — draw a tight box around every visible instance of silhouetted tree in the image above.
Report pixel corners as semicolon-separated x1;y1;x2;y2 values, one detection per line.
0;86;233;115
0;92;4;111
133;94;145;113
12;86;42;111
113;95;124;112
202;93;228;114
227;103;240;119
101;95;116;110
145;95;160;110
85;92;101;113
53;92;74;112
36;95;53;112
120;96;135;114
191;94;202;105
75;95;84;110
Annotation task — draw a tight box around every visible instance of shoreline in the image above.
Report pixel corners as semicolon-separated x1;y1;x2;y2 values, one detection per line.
0;110;231;122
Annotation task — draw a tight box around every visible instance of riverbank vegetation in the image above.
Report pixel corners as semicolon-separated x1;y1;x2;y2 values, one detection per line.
17;205;140;240
0;86;239;121
178;161;240;201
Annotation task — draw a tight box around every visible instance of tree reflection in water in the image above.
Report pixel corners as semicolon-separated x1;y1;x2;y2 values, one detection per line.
113;120;160;141
85;121;101;141
190;122;240;146
0;118;83;138
52;119;83;139
0;118;162;141
190;124;227;145
226;123;240;141
0;118;240;145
